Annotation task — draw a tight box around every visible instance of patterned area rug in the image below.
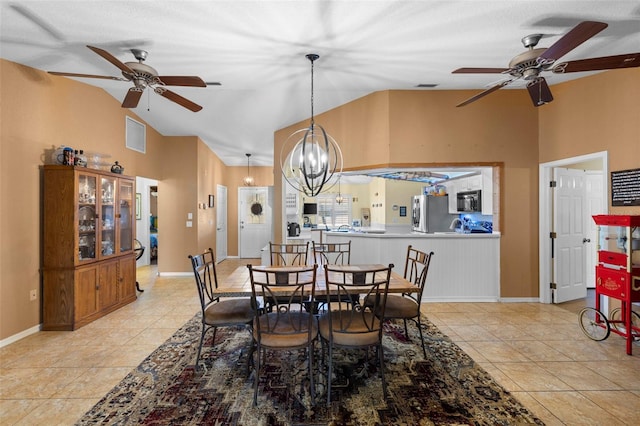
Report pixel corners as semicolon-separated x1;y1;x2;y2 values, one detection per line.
78;314;543;425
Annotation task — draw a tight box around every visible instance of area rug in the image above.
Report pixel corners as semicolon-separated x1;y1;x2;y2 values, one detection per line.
77;314;543;425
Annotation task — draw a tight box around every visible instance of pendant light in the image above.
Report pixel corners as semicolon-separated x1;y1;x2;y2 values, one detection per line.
243;153;254;186
280;54;342;197
335;177;344;204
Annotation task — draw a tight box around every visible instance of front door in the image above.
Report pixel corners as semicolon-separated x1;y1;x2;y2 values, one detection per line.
553;167;588;303
239;187;272;258
216;184;228;262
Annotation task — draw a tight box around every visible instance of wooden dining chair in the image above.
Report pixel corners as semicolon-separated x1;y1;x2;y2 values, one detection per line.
247;264;319;406
312;241;351;266
319;263;393;406
311;240;356;313
266;242;310;311
367;245;433;357
269;241;309;266
189;248;255;371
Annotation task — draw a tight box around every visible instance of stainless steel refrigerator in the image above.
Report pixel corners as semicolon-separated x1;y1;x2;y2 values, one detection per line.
411;195;451;233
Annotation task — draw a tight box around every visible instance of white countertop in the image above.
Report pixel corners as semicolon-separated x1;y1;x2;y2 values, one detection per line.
323;230;500;238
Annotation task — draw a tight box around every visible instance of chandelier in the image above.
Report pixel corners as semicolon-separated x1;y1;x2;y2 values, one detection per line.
243;153;254;186
280;54;343;197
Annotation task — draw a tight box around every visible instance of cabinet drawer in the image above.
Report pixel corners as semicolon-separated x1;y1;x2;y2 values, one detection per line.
598;251;628;268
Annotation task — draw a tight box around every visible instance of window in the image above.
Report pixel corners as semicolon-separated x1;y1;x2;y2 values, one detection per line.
317;194;351;227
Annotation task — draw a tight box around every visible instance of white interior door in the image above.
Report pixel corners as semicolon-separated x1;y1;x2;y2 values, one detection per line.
553;168;588;303
585;171;604;288
216;184;228;262
239;187;272;258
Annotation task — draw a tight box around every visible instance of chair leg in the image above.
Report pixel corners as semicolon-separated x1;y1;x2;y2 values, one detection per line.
195;324;207;369
253;342;261;406
308;342;315;403
326;343;333;407
416;316;427;358
403;318;410;341
378;343;388;399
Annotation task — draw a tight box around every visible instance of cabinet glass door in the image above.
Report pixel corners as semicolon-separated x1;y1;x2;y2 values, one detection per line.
100;176;116;257
118;179;134;253
78;173;97;262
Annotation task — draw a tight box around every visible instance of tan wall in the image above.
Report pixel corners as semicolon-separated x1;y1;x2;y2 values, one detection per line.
274;69;639;300
0;59;245;340
1;56;638;341
0;60;174;339
157;136;199;273
538;67;640;217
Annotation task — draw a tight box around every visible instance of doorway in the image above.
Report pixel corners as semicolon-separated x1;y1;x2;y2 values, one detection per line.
539;151;608;304
135;176;158;268
216;184;228;263
239;186;273;258
149;186;158;265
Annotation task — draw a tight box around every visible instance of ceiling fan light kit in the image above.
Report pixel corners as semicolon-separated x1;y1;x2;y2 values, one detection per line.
453;21;640;108
48;45;207;112
280;54;343;197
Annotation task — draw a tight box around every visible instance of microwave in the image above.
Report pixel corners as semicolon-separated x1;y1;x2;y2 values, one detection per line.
457;190;482;213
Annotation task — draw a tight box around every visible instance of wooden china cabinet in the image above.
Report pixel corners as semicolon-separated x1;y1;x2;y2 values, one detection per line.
42;165;137;330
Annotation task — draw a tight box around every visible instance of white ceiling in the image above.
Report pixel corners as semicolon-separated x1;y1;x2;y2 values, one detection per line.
1;1;639;167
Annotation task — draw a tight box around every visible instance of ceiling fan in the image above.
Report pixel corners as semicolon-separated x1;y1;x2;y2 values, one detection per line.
48;45;207;112
452;21;640;107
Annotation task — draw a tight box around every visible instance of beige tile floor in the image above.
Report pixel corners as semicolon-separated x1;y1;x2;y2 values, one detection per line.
1;259;639;425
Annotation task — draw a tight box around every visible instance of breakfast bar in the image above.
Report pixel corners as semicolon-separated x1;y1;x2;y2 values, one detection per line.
323;231;501;302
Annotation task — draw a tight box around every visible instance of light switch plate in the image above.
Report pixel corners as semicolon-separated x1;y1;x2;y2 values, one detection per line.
187;212;193;220
186;221;193;227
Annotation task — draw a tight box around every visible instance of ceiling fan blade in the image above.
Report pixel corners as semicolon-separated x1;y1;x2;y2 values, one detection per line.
87;45;134;74
157;76;207;87
538;21;608;63
48;71;127;81
456;80;512;107
526;78;554;107
154;88;203;112
452;67;510;74
122;88;143;108
553;53;640;73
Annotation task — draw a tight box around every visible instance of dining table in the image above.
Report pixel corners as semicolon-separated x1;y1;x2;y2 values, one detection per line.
214;263;419;298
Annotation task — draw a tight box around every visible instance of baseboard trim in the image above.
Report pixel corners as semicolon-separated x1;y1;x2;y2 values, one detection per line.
499;297;540;303
0;324;41;348
157;272;192;277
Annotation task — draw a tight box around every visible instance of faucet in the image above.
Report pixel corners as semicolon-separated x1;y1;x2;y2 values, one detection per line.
321;215;329;231
449;218;465;233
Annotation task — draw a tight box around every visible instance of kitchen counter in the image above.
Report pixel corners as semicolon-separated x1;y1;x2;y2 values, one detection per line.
324;231;500;302
324;230;499;238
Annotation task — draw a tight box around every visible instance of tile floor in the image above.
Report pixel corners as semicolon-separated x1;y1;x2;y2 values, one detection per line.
1;259;639;425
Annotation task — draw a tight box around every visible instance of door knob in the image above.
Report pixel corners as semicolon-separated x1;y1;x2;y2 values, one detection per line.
583;238;591;243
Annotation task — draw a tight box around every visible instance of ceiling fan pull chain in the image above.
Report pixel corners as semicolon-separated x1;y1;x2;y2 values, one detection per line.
147;88;150;112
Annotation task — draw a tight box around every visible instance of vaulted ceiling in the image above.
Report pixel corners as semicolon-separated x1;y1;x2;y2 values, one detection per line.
1;1;638;166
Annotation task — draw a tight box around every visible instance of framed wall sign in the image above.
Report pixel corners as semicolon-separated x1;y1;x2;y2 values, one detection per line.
611;168;640;206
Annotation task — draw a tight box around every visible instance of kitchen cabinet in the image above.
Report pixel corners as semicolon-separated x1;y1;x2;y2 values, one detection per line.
481;169;493;215
457;174;482;191
42;165;137;330
445;181;458;213
445;169;493;215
